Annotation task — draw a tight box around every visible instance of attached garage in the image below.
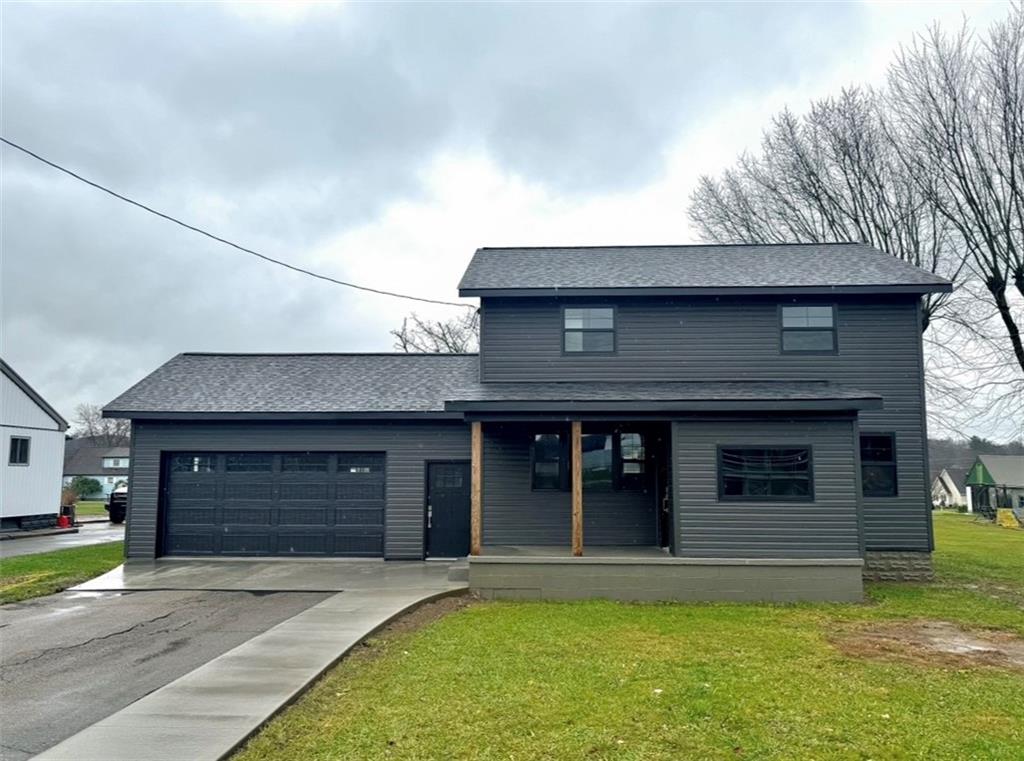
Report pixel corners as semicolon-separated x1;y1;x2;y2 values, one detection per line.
163;451;386;557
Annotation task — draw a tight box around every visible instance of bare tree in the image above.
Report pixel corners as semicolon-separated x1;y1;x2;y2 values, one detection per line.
689;87;962;331
688;7;1024;438
72;403;131;446
391;310;480;353
887;9;1024;372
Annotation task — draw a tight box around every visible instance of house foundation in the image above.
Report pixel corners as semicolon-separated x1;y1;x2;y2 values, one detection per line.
862;551;934;582
469;554;864;603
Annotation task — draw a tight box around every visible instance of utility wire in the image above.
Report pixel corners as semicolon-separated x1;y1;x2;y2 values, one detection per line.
1;136;473;309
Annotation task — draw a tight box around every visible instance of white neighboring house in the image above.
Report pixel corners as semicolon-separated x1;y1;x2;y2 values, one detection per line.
1;359;69;530
931;467;968;510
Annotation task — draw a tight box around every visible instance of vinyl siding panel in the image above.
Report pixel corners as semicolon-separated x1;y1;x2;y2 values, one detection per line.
480;295;931;551
126;420;469;560
481;423;657;546
672;417;861;558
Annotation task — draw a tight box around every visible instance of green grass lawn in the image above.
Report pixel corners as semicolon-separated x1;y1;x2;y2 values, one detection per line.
74;500;109;518
235;514;1024;761
0;542;124;604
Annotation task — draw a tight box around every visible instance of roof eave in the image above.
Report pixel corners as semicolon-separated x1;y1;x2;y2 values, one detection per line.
460;284;952;298
445;398;884;413
1;359;69;431
102;409;465;422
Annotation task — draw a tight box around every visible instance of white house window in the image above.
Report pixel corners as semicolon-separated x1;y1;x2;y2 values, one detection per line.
8;436;30;465
563;307;615;353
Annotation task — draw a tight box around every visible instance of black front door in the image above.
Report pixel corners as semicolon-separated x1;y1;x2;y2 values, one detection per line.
426;461;471;557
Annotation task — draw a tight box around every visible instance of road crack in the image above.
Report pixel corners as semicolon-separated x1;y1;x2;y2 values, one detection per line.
1;610;177;669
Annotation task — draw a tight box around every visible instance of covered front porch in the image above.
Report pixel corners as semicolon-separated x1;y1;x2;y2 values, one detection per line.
466;419;672;559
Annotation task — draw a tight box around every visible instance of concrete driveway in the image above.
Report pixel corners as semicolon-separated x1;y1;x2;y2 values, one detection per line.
0;588;329;761
0;522;125;559
30;559;465;761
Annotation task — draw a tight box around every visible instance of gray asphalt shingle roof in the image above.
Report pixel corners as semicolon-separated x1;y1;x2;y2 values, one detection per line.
104;353;482;415
104;353;880;416
458;243;952;293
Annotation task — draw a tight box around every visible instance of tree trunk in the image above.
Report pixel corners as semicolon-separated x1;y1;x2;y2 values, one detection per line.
989;278;1024;373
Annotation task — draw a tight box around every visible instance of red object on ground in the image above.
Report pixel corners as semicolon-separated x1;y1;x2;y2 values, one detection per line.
56;515;70;528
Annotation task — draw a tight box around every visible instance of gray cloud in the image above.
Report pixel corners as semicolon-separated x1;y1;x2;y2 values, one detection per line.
2;1;869;419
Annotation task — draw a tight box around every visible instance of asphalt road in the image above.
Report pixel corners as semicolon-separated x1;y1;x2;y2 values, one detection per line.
0;522;125;558
0;589;330;760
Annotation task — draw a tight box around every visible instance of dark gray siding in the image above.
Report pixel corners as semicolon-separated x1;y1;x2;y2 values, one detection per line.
125;420;469;560
671;416;861;558
481;423;657;546
480;295;931;551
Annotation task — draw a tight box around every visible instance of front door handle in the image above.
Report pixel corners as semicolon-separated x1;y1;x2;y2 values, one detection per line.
427;504;433;529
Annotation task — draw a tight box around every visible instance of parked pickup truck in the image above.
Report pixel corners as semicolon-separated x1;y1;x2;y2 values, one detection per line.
106;484;128;524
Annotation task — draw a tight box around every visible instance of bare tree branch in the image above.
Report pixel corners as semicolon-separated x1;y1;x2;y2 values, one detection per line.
391;311;480;354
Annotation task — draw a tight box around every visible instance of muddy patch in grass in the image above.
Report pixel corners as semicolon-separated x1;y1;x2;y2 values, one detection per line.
833;620;1024;671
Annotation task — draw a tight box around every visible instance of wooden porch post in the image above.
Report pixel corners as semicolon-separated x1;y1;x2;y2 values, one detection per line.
470;421;482;556
571;420;583;557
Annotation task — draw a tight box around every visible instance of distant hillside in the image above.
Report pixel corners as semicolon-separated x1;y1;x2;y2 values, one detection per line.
928;437;1024;480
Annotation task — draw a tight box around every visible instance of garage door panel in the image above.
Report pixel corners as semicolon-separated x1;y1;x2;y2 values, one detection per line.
167;506;219;525
166;532;217;554
221;532;273;555
164;452;385;557
277;533;330;555
335;507;383;525
279;482;331;501
278;507;330;526
223;482;273;501
222;507;273;525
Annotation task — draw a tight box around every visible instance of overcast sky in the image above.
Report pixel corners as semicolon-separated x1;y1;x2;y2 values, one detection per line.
0;1;1010;436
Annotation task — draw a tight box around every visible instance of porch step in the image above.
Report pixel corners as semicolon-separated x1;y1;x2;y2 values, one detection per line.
447;562;469;582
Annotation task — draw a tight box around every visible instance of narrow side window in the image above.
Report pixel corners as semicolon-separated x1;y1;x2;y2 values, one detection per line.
860;434;897;497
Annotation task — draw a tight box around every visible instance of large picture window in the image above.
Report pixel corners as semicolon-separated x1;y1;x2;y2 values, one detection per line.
563;307;615;353
718;447;813;501
780;305;836;353
534;431;646;491
860;433;897;497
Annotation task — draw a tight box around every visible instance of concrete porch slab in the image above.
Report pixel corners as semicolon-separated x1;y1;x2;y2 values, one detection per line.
35;581;466;761
73;558;456;593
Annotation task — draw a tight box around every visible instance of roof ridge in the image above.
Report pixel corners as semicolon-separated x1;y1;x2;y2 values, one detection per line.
179;352;479;357
476;242;864;251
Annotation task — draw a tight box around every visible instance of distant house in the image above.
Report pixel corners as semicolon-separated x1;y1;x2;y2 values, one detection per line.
1;359;69;530
965;454;1024;517
63;438;130;498
931;467;968;509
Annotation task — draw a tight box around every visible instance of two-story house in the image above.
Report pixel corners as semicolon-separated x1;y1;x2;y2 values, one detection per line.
63;438;131;497
103;243;951;602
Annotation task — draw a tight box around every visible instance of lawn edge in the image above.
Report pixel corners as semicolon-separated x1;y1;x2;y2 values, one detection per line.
225;587;469;761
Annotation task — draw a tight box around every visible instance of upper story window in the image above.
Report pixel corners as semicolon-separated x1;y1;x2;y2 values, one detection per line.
780;305;836;353
103;457;128;468
8;436;30;466
564;307;615;353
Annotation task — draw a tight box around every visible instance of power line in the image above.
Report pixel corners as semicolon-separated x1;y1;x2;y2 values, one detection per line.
1;137;473;309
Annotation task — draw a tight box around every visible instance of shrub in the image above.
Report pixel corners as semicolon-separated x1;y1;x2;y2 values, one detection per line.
70;476;103;498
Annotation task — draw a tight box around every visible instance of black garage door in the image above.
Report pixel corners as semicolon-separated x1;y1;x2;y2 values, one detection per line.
163;452;385;557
